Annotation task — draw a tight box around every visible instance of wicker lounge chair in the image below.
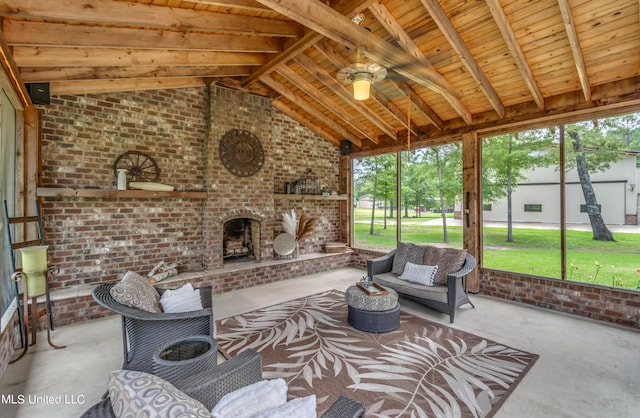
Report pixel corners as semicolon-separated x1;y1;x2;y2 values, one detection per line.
92;282;215;373
81;349;365;418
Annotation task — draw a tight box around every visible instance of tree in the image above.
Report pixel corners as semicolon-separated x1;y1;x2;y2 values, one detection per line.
400;149;432;218
376;154;397;227
564;118;628;241
352;154;396;235
426;144;462;243
607;112;640;164
482;129;556;242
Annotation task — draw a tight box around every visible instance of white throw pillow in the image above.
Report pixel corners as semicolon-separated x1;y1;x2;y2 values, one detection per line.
162;282;195;298
253;395;317;418
160;283;203;313
211;379;288;418
108;369;210;418
253;395;318;418
399;261;438;286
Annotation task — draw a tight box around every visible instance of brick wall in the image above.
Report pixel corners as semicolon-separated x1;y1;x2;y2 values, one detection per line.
352;248;640;329
0;311;19;378
480;268;640;328
40;88;208;288
38;85;344;289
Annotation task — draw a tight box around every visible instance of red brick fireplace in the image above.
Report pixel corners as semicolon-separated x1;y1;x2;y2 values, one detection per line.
37;85;346;297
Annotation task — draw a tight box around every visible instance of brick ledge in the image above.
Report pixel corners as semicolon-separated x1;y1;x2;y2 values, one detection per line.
47;250;355;303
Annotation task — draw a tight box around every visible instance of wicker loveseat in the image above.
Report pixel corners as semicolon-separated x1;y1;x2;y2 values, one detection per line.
92;281;215;373
367;243;476;323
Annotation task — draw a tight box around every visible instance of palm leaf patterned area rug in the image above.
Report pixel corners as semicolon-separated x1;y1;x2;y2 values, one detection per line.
215;290;538;418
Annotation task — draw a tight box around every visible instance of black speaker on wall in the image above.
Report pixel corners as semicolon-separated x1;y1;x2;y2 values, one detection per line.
340;140;351;155
26;82;50;105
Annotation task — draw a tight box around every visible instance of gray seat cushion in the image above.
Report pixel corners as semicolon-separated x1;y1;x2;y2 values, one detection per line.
373;272;448;304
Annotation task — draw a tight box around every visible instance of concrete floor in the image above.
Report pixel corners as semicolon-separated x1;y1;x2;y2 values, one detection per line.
1;266;639;417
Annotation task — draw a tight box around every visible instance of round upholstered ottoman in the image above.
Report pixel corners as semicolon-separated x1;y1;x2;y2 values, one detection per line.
345;284;400;333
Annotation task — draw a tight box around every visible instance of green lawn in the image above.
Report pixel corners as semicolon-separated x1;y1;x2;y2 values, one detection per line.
353;208;640;290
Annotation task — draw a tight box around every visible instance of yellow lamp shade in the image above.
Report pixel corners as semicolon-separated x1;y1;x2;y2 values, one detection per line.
19;246;49;297
353;78;371;101
20;245;48;272
25;271;47;297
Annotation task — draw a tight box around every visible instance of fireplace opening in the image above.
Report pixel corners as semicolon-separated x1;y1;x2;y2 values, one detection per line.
223;218;259;263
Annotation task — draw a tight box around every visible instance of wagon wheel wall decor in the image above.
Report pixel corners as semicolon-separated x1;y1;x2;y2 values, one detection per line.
113;151;160;182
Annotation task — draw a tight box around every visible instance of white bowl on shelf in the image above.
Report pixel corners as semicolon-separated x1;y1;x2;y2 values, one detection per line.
128;182;174;191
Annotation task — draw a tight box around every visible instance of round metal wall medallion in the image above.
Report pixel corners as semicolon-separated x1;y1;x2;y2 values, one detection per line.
219;129;265;177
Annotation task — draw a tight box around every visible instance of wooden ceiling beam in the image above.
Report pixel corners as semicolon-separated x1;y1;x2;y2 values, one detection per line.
364;3;451;130
485;0;545;110
557;0;591;102
276;64;374;143
242;0;378;86
19;66;254;83
49;77;208;96
242;33;319;87
188;0;272;13
213;78;273;96
418;0;505;118
367;2;440;75
313;40;417;137
262;73;363;147
254;0;472;124
272;99;341;147
294;53;396;141
368;88;420;137
0;0;302;37
393;79;445;130
3;20;283;53
12;47;267;68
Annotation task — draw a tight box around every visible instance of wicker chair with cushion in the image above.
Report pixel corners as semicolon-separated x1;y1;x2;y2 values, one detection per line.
367;243;476;323
81;349;365;418
81;348;262;418
92;281;215;373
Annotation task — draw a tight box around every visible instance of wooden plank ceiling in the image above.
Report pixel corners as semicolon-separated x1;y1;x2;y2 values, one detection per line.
1;0;639;151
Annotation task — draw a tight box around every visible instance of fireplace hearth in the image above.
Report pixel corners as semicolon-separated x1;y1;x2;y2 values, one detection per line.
223;218;260;263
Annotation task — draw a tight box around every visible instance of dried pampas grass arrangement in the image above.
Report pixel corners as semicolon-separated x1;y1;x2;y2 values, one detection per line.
281;209;318;241
282;209;297;237
296;214;317;241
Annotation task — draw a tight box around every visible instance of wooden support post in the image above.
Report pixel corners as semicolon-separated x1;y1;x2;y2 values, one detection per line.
462;132;481;293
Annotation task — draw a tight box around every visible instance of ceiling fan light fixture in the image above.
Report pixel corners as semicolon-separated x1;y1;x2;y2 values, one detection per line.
352;73;373;100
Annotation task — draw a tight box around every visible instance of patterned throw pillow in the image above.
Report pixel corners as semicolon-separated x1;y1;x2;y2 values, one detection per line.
399;261;438;286
110;271;161;313
391;243;426;275
424;246;467;285
108;369;210;418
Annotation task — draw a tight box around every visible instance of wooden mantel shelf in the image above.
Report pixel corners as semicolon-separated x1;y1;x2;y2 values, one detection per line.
274;193;347;201
36;187;208;199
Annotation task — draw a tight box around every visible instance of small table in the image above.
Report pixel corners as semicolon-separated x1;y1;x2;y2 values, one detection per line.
152;335;217;384
345;283;400;333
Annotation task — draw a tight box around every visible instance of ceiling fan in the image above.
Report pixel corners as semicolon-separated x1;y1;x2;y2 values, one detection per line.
336;13;388;101
337;46;388;101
